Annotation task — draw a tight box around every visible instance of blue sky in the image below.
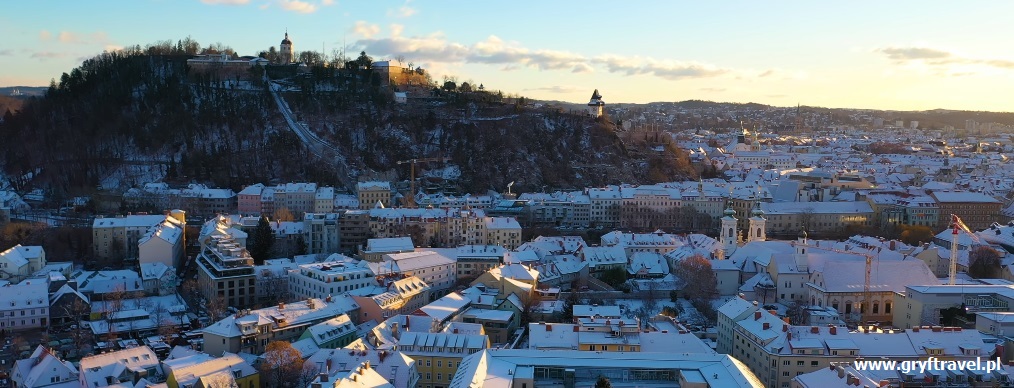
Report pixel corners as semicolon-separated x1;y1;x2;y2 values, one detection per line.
3;1;1014;111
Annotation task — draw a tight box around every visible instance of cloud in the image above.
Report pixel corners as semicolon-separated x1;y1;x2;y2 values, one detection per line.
278;0;317;13
523;86;581;94
322;0;334;4
350;21;381;38
31;51;68;60
389;24;404;38
875;45;1014;74
39;30;51;41
876;46;953;61
56;31;110;45
758;70;775;77
0;49;12;56
388;2;416;18
200;0;250;4
592;55;730;80
699;87;726;92
354;34;760;82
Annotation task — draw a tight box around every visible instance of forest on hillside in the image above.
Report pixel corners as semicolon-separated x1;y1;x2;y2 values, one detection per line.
0;38;699;200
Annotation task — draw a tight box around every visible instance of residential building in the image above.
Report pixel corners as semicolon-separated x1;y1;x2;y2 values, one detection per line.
201;296;359;356
930;191;1002;230
484;217;522;249
374;251;456;294
304;346;419;388
0;280;50;331
360;237;415;262
339;210;371;254
894;284;1014;329
448;349;764;388
11;346;79;388
137;214;185;269
92;214;171;261
357;182;392;210
303;212;340;254
78;346;163;387
0;244;45;284
162;348;259;388
352;276;431;323
296;314;358;349
139;262;178;296
196;233;257;309
717;298;989;388
760;201;874;237
452;245;505;279
289;254;375;301
397;331;489;388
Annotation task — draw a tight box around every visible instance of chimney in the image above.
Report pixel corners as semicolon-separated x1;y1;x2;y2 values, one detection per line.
364;360;370;369
326;359;332;372
453;328;458;334
754;311;762;320
319;372;329;383
830;326;837;335
912;327;919;332
932;326;942;333
278;302;285;310
811;326;819;334
763;322;770;330
782;324;788;332
889;240;896;251
546;324;553;332
573;325;579;332
787;332;792;340
326;294;332;303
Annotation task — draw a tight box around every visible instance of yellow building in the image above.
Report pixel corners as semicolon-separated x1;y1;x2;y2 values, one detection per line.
397;331;488;388
163;350;259;388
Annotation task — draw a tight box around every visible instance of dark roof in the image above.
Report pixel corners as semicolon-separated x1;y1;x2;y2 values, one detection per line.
591;89;602;100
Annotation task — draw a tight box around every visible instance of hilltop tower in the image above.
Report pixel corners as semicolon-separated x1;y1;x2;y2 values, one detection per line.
587;89;604;118
280;31;294;64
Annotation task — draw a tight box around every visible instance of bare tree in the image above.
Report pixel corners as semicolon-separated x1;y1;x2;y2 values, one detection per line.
206;296;228;322
259;341;305;387
673;254;717;302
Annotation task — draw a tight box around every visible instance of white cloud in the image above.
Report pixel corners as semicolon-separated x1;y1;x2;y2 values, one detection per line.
875;45;1014;74
278;0;317;13
39;30;51;41
390;24;404;38
322;0;335;5
350;21;381;39
388;4;416;18
354;33;763;82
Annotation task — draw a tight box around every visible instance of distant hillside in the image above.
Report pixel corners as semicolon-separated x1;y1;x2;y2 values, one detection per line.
0;40;697;199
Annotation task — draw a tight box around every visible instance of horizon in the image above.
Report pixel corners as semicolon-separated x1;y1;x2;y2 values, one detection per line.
3;1;1014;112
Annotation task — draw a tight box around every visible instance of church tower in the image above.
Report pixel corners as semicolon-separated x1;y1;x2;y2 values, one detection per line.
748;203;766;242
720;207;738;258
280;31;294;64
587;89;604;118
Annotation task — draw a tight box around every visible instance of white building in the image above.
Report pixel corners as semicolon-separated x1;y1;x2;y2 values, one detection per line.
0;280;50;331
0;244;45;284
289;254;375;300
375;250;456;294
137;214;185;269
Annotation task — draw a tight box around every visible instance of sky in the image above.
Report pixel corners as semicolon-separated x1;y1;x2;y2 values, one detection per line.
2;1;1014;111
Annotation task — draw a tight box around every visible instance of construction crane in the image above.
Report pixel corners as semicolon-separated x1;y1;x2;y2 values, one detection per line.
948;214;981;285
396;157;450;208
794;239;877;325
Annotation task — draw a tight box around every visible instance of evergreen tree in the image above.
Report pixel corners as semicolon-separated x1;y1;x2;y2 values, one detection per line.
595;376;612;388
250;216;274;264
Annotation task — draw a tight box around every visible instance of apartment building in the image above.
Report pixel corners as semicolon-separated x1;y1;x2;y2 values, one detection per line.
92;214;172;260
201;297;359;356
718;297;989;388
288;254;375;300
376;251;456;294
357;181;392;209
0;280;50;331
397;331;489;388
302;212;340;254
351;276;431;323
195;234;257;309
930;191;1002;230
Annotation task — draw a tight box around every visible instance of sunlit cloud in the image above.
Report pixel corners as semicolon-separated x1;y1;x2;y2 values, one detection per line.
875;46;1014;74
700;87;726;92
322;0;335;5
349;21;381;39
390;24;404;38
355;34;756;82
278;0;317;13
55;31;109;45
200;0;250;4
39;30;52;41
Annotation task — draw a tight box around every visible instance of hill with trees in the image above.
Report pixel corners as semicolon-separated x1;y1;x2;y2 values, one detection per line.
0;38;698;199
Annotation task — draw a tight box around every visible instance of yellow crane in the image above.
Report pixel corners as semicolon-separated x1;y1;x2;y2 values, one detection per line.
948;214;981;285
396;157;450;208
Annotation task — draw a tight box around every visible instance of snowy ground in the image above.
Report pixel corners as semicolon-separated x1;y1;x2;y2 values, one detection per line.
99;164;166;190
583;298;711;328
